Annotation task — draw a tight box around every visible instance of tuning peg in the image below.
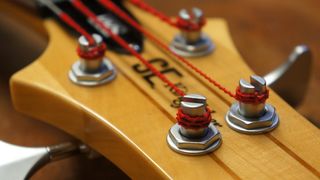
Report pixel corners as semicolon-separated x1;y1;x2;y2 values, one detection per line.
264;45;312;107
226;75;279;134
167;94;222;155
169;8;215;57
0;141;98;179
69;34;117;86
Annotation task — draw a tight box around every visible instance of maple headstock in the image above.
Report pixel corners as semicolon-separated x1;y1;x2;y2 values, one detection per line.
3;1;320;179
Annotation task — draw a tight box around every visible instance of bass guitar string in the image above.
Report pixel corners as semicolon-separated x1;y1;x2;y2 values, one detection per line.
101;0;269;104
70;0;186;97
38;0;95;45
99;0;236;99
127;0;204;31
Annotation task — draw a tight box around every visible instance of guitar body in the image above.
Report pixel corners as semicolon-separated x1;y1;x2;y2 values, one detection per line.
4;1;320;179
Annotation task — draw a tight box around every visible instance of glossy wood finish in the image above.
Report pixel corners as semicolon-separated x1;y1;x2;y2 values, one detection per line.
144;0;320;127
9;2;320;179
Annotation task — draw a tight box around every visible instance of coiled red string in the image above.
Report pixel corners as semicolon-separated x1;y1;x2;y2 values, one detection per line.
235;87;269;104
129;0;205;31
77;43;107;60
176;107;212;129
176;16;206;31
71;0;185;96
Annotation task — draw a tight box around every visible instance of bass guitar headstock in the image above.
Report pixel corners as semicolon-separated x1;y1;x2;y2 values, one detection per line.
8;0;320;179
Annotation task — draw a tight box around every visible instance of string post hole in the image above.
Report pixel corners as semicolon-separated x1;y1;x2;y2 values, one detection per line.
226;75;280;134
167;94;222;155
69;33;117;86
170;8;215;57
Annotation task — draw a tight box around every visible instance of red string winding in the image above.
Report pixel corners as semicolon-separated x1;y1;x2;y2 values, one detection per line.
176;15;206;31
77;43;107;60
71;0;185;96
235;86;269;104
176;107;212;129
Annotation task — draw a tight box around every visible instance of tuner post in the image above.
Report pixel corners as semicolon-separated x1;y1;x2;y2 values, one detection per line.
225;75;280;134
167;94;222;155
170;8;215;57
69;33;116;86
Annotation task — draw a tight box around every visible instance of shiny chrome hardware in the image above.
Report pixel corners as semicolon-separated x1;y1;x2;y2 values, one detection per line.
264;45;312;107
167;94;222;155
226;76;279;134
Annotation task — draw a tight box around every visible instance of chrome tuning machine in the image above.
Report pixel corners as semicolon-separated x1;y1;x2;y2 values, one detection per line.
69;33;116;86
170;8;215;57
167;94;222;155
226;75;279;134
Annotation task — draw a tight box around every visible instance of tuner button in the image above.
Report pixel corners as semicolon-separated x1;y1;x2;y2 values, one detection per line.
69;34;117;86
167;94;222;155
169;8;215;57
225;75;279;134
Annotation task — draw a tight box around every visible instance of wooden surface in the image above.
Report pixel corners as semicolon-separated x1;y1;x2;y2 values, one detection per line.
0;1;128;179
1;1;318;179
144;0;320;126
9;2;320;178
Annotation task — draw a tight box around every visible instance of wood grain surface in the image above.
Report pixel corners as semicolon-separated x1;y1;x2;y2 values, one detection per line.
143;0;320;126
0;0;319;179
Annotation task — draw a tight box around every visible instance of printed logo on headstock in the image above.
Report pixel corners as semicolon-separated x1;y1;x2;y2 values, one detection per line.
132;58;222;127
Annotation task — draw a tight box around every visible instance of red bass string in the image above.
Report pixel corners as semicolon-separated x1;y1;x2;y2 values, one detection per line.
127;0;177;28
58;13;95;45
39;0;95;45
127;0;204;31
98;0;236;99
125;0;271;104
70;0;185;97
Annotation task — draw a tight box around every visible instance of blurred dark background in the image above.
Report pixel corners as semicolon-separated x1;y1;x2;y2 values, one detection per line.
0;0;319;179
